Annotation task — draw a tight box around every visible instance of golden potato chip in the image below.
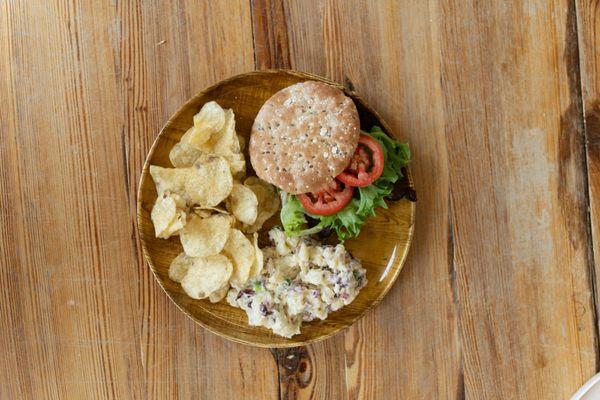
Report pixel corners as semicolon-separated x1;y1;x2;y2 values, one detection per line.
193;102;226;133
227;153;246;180
169;252;194;282
169;193;187;209
151;193;187;239
194;205;229;215
181;101;226;150
226;183;258;225
211;109;239;156
184;155;233;207
208;283;229;303
242;177;280;233
149;165;187;197
193;205;229;219
181;254;233;299
169;141;202;168
237;135;246;152
250;232;264;278
222;229;254;289
180;214;232;257
193;209;211;219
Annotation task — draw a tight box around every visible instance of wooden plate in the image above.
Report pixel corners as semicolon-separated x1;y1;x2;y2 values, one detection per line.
137;70;415;347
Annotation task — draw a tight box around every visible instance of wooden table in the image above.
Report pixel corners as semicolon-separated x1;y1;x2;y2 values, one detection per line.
1;1;599;398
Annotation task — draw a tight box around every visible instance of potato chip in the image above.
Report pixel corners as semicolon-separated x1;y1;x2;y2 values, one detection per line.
237;135;246;152
169;141;202;168
222;229;255;289
250;232;264;278
193;102;226;133
227;153;246;180
150;165;187;197
181;101;226;150
193;205;229;219
194;209;213;219
151;193;187;239
242;177;280;233
208;283;229;303
169;252;194;282
226;183;258;225
169;193;187;209
184;155;233;207
181;254;233;299
180;214;232;257
211;109;239;156
194;205;229;215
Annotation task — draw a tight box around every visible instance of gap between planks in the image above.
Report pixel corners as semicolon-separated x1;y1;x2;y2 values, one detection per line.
572;0;600;371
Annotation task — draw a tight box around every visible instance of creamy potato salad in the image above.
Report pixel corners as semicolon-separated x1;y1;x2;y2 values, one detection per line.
227;227;367;338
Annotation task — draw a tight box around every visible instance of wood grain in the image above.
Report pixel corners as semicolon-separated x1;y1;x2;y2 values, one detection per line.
250;2;350;398
252;0;291;69
439;0;596;398
576;0;600;346
0;1;278;399
2;0;600;399
283;0;462;398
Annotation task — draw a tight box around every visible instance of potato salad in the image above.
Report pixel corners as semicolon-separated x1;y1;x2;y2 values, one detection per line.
227;227;367;338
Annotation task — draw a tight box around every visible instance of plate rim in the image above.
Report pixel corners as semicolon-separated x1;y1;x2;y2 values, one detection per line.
136;69;416;348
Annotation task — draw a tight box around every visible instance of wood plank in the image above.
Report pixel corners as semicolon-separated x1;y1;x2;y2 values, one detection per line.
283;0;461;398
576;0;600;348
0;1;279;399
251;0;291;69
439;0;597;398
251;1;348;398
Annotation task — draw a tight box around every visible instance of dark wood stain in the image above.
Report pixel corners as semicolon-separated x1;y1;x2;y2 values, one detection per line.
586;101;600;147
251;0;291;70
456;365;465;400
271;347;312;399
560;1;600;373
557;0;589;250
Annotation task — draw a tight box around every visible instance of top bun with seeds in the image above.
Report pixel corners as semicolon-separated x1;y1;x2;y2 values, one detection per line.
249;81;360;194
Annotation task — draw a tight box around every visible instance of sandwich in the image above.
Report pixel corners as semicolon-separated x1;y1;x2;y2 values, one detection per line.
249;80;411;241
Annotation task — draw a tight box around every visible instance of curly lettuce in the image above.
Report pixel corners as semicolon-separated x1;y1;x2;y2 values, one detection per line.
280;126;411;241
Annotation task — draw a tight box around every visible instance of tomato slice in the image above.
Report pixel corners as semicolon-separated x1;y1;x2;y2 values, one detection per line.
337;134;385;187
297;180;354;216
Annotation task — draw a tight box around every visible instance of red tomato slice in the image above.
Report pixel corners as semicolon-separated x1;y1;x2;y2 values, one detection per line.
337;134;385;187
297;180;354;216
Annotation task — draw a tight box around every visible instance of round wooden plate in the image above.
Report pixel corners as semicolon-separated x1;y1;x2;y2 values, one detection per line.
137;70;415;347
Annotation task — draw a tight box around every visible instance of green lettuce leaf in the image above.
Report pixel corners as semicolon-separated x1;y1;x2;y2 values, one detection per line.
280;126;411;241
280;193;324;237
314;199;366;241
